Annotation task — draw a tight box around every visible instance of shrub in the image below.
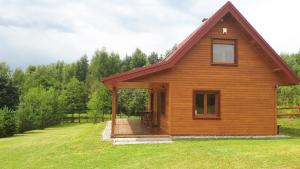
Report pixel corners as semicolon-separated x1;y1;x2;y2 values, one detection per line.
17;87;63;132
0;107;17;137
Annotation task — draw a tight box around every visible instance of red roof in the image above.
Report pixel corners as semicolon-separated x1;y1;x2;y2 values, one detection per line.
102;1;299;86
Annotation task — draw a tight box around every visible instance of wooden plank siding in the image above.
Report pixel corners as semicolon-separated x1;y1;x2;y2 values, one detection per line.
127;15;278;135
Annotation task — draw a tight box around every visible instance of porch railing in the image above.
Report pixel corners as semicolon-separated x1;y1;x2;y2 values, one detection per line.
139;111;153;127
277;106;300;117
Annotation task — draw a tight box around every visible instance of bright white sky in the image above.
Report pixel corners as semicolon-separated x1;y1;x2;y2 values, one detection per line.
0;0;299;69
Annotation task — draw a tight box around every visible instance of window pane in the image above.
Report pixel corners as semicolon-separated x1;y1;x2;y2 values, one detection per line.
207;94;216;114
213;44;234;63
195;92;204;115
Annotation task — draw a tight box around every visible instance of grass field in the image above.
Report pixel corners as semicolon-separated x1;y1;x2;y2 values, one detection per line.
0;118;300;169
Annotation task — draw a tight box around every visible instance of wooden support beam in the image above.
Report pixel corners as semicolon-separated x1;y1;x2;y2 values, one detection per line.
148;89;152;112
111;87;117;136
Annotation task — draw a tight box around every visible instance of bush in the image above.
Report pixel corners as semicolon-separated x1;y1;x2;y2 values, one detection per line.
17;87;63;132
0;107;17;137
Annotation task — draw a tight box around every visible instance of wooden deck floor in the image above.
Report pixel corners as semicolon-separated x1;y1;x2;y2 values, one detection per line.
114;119;167;137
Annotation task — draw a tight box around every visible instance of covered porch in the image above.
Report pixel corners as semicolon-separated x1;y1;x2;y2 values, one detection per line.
114;119;168;137
110;82;170;138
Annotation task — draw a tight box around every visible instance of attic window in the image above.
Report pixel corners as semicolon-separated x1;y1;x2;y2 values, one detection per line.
222;28;227;34
212;39;237;65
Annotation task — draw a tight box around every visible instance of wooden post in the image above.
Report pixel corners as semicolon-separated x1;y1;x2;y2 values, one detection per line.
78;112;81;123
148;89;152;112
111;87;117;136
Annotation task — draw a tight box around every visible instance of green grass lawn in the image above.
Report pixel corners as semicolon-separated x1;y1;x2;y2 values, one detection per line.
0;118;300;169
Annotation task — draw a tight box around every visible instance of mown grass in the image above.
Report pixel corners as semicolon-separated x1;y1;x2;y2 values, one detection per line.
278;118;300;137
0;118;299;169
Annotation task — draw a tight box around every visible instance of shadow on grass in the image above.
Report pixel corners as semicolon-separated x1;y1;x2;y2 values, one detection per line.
22;123;85;132
46;123;84;129
0;122;97;140
0;131;47;139
280;127;300;137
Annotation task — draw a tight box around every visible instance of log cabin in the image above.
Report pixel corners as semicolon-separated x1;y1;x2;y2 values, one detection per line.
102;1;299;138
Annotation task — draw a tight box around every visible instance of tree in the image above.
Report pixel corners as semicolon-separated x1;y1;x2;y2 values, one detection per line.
121;55;132;72
148;52;161;64
0;76;19;109
12;68;25;87
57;92;67;120
17;87;61;132
0;62;10;78
0;63;19;110
87;48;121;93
23;65;61;92
88;49;109;80
106;52;121;76
63;63;77;84
0;107;16;137
120;49;147;72
164;44;177;58
64;77;88;122
277;52;300;106
87;83;111;123
130;48;147;68
281;52;300;76
75;55;89;82
12;68;25;94
52;61;65;84
118;89;148;117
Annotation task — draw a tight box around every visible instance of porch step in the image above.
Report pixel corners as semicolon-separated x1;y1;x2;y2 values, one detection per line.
113;137;173;145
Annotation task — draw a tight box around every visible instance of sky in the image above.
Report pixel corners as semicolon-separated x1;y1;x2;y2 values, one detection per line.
0;0;299;69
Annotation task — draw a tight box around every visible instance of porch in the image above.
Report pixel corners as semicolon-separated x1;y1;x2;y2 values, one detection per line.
114;119;168;137
110;82;170;138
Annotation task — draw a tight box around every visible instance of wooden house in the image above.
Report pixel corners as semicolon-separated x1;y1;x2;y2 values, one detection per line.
102;1;299;137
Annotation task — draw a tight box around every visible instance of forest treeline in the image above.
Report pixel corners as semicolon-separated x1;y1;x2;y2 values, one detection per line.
0;47;172;137
0;48;299;138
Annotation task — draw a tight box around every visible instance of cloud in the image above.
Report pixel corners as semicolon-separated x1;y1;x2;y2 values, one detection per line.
0;0;299;69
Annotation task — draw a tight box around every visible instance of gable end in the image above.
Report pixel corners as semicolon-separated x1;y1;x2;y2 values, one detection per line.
102;1;299;87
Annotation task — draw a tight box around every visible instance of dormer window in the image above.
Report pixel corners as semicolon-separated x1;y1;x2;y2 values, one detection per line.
212;39;237;65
